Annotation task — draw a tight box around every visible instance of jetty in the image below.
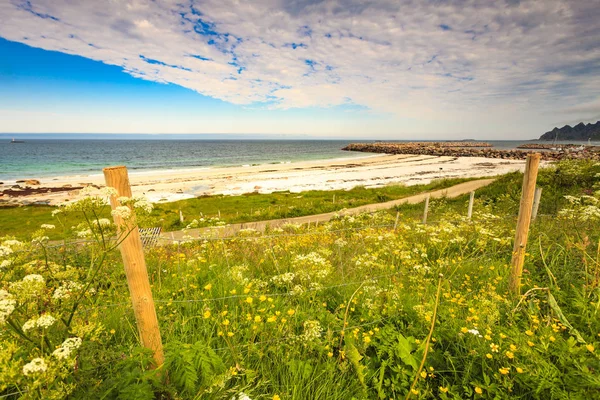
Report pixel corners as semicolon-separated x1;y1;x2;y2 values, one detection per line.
342;142;600;161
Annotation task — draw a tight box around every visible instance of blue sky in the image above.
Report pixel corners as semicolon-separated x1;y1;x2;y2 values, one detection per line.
0;0;599;139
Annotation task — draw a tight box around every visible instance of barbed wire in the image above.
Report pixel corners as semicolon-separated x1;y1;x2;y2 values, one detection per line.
82;270;403;311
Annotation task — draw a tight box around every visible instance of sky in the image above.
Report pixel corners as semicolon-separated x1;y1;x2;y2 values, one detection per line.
0;0;599;139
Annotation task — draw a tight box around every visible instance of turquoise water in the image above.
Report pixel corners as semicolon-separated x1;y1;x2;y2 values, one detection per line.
1;138;598;181
0;139;370;180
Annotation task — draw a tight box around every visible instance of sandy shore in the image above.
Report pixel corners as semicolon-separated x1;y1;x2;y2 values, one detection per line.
0;154;532;206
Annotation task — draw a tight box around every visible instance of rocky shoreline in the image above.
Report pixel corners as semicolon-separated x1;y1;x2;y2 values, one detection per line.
342;142;600;161
516;143;596;150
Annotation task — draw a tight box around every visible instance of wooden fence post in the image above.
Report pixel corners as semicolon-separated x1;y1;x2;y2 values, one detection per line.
422;194;430;224
508;154;541;295
394;211;400;231
103;166;165;368
467;191;475;220
531;187;542;222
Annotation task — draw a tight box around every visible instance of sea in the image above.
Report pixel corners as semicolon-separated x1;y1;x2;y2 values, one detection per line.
1;136;598;181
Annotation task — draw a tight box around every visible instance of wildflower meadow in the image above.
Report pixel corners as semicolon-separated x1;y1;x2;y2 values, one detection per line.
1;160;599;399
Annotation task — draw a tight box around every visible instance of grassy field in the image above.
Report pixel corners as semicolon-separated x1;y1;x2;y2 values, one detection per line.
0;178;470;240
1;160;599;399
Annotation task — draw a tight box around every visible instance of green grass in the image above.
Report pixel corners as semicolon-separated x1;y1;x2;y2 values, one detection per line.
2;160;600;399
0;177;472;239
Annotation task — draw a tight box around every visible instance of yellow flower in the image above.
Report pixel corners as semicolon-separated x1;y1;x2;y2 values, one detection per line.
439;386;449;393
364;336;372;344
505;351;514;359
230;289;237;294
203;310;211;319
222;319;230;326
420;371;427;378
461;327;469;333
259;295;267;302
267;316;277;323
549;336;556;342
490;343;499;353
327;352;333;357
486;353;493;359
475;387;483;394
273;396;280;400
204;283;212;291
484;335;492;341
527;341;535;347
586;344;595;353
227;332;234;337
411;389;418;395
516;367;524;373
243;287;251;294
500;333;507;339
287;309;296;316
510;344;517;351
525;330;534;336
110;329;116;335
499;367;510;375
254;316;262;323
245;297;253;304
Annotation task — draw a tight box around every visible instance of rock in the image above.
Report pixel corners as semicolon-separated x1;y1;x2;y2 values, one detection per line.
148;189;155;192
25;179;40;185
62;184;72;188
254;185;262;190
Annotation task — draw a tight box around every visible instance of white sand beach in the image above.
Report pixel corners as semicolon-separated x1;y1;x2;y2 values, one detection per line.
1;154;533;206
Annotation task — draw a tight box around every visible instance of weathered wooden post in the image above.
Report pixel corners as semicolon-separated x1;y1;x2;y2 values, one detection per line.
531;187;542;222
422;194;430;224
394;211;400;231
179;209;184;224
508;154;541;295
103;166;165;368
467;191;475;220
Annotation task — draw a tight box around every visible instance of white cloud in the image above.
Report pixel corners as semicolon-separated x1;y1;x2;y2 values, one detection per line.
0;0;599;137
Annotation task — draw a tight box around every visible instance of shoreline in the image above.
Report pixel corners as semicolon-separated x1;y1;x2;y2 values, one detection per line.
0;153;534;206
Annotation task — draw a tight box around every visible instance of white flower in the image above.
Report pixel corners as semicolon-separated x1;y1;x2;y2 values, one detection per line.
37;314;57;329
23;274;44;284
2;239;23;248
0;290;16;324
0;259;12;269
467;329;481;336
300;320;323;342
231;393;252;400
52;337;82;360
133;197;153;214
22;319;37;332
40;224;55;230
101;187;118;197
92;218;112;227
51;209;63;216
23;314;57;331
53;281;83;300
23;358;48;376
0;245;13;258
111;206;132;219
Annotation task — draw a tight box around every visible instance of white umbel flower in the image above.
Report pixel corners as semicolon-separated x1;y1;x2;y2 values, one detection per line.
23;358;47;376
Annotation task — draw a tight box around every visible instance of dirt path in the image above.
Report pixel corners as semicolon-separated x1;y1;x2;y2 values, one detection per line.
159;178;495;241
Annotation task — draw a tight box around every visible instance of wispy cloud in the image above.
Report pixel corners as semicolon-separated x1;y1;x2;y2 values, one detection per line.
1;0;599;134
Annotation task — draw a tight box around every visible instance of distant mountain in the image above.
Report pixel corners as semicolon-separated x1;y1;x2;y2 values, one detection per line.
539;121;600;141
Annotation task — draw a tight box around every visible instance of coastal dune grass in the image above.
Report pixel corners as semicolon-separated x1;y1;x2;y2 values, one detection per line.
1;160;599;399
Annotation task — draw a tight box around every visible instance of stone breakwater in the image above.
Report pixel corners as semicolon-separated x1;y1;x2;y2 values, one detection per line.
342;142;600;161
516;143;599;150
402;141;492;147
